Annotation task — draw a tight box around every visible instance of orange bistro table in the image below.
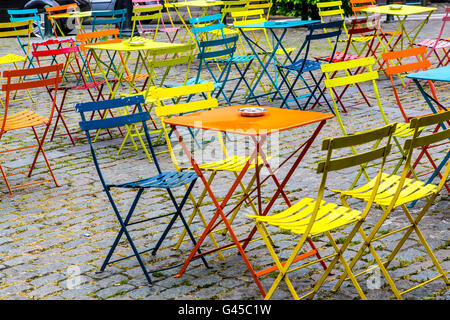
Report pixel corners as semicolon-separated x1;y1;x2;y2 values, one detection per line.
165;105;334;297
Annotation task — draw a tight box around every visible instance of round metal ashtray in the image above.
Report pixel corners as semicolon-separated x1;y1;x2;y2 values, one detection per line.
238;107;268;117
389;5;403;10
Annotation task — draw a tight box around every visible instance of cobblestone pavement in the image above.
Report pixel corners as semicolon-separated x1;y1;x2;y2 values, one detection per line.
0;5;449;301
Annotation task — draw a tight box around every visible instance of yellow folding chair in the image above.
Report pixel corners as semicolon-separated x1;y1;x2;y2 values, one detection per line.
321;57;418;187
117;43;196;163
0;20;34;108
246;0;273;20
247;123;397;299
330;110;450;299
130;4;163;40
152;82;266;260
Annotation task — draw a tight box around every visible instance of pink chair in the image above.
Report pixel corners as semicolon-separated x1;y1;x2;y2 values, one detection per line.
413;7;450;68
132;0;180;42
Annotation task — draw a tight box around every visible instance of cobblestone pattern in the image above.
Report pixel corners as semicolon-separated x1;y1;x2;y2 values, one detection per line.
0;6;449;300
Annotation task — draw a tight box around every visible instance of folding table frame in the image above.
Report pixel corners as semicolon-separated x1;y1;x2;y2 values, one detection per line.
234;20;320;105
361;5;437;69
164;105;334;297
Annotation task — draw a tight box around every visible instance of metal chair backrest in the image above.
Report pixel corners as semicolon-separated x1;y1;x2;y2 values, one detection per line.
76;95;163;180
8;8;44;39
152;82;222;171
311;123;396;233
90;9;127;36
292;20;344;73
45;3;80;37
131;4;163;39
382;46;437;122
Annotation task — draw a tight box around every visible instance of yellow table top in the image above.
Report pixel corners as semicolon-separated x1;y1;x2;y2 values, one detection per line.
84;37;187;52
362;5;436;16
165;0;225;8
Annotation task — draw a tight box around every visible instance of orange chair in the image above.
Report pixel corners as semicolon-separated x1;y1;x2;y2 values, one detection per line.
0;64;63;196
45;3;80;37
382;46;440;123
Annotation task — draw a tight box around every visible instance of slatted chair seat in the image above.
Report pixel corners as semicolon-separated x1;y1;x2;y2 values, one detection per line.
393;122;418;138
31;38;110;146
337;35;373;43
284;59;322;72
61;80;106;90
0;53;26;65
180;155;272;172
323;52;363;62
214;55;255;64
109;171;198;189
414;39;450;49
277;20;344;111
123;73;149;83
3;110;49;131
383;30;402;36
248;197;362;235
334;173;438;208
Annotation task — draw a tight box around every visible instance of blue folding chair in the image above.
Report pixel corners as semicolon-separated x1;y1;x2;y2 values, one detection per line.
277;20;343;112
76;95;209;284
90;9;127;37
189;14;256;105
8;9;45;71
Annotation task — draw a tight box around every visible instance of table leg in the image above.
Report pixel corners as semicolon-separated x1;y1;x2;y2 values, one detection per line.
241;28;288;104
172;125;267;296
243;121;329;271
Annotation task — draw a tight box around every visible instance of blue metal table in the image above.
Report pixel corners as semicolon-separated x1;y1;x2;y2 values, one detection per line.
406;65;450;199
234;20;320;105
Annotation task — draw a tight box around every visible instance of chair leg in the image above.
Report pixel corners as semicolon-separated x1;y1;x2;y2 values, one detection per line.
153;181;210;268
28;126;59;187
174;172;226;261
0;163;14;196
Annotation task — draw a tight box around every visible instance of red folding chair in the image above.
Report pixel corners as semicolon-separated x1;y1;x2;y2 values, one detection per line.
31;38;107;146
0;64;63;196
